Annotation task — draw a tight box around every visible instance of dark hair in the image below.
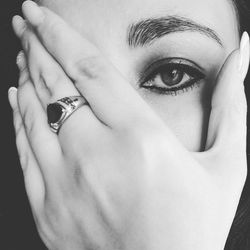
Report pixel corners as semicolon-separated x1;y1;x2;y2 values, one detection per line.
225;1;250;250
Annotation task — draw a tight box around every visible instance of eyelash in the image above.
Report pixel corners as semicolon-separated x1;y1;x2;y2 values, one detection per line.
139;58;205;95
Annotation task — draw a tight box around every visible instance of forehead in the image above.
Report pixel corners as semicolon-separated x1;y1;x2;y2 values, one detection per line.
41;0;239;50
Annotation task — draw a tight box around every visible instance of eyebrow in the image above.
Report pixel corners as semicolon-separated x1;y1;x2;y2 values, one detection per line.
127;16;223;48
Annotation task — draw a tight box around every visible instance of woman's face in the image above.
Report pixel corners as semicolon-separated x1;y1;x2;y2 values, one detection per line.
40;0;239;151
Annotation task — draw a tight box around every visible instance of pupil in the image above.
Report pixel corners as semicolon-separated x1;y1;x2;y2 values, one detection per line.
161;68;184;86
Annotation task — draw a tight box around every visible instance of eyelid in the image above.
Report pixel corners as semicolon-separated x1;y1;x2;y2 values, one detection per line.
138;57;205;83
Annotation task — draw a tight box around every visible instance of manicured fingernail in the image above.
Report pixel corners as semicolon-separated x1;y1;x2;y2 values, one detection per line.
8;87;18;110
22;0;44;26
238;31;250;78
12;15;27;37
16;51;25;70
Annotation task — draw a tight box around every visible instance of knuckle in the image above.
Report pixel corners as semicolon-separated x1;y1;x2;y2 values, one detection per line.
21;28;32;52
34;74;51;96
17;84;39;138
72;55;106;81
47;18;61;35
35;213;55;250
13;113;23;136
17;148;29;171
18;69;29;86
39;69;63;91
17;84;29;109
43;199;66;232
40;18;62;44
22;105;37;137
17;83;27;99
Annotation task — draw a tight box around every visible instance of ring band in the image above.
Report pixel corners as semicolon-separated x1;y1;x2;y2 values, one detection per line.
47;96;87;134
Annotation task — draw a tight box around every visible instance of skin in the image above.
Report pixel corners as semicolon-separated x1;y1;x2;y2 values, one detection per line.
37;0;239;151
8;0;249;250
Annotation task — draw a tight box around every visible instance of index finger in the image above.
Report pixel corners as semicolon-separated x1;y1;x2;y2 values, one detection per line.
20;1;158;129
22;1;100;77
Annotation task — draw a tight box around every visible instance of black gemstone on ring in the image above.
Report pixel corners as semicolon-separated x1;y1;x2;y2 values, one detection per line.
47;103;64;123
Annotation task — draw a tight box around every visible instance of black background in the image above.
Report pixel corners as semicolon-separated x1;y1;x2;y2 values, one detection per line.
1;1;49;249
0;1;250;250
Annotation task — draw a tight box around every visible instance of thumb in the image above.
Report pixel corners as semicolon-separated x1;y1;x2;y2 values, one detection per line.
205;32;249;155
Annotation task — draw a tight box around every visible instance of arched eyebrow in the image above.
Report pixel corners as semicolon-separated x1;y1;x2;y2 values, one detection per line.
127;16;223;48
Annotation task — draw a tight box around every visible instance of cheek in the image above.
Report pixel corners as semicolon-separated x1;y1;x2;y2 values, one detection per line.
139;85;211;152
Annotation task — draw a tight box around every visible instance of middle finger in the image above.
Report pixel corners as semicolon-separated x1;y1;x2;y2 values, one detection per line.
13;16;80;107
13;16;107;158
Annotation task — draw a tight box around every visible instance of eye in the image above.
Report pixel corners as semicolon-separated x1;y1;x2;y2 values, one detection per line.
139;58;205;95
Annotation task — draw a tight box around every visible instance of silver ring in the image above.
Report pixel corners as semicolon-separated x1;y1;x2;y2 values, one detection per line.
47;96;87;134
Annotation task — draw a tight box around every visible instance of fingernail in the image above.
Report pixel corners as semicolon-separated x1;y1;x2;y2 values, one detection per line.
12;15;27;37
22;0;44;26
8;87;18;110
238;31;250;78
16;51;25;70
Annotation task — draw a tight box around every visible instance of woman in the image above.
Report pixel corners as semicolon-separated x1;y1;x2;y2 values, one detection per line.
8;0;250;249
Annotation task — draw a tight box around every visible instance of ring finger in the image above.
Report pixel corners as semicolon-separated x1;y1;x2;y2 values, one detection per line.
13;16;106;159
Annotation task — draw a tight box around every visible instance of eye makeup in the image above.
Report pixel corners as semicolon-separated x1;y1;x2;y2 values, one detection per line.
139;57;206;96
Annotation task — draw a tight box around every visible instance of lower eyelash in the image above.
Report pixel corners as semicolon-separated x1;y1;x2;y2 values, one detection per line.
143;78;203;96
